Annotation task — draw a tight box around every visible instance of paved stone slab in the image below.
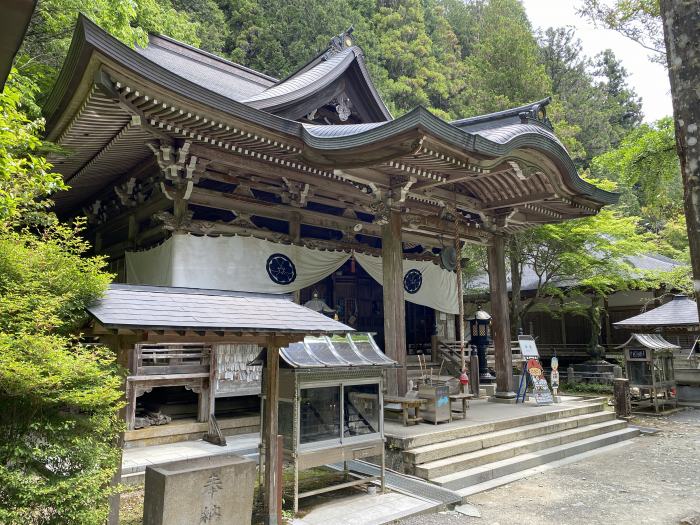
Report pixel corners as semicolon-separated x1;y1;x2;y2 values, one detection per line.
292;492;437;525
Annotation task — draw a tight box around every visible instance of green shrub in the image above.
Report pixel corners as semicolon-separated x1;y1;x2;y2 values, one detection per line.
559;381;613;395
0;225;120;523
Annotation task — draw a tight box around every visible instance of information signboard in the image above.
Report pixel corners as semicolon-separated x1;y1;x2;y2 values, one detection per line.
518;335;540;358
526;358;553;405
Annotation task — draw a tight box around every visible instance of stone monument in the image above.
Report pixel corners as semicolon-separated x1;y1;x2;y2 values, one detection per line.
143;454;256;525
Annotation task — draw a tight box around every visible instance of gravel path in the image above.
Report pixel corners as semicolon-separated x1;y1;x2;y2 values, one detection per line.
399;408;700;525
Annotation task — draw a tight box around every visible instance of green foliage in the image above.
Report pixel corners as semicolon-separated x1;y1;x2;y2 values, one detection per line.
0;74;64;224
538;28;643;166
0;333;123;525
0;224;118;524
18;0;201;104
559;381;613;395
592;117;681;230
576;0;664;62
460;0;551;114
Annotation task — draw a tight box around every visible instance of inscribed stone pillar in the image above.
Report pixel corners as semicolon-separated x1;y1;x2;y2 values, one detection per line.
487;235;515;398
382;208;407;395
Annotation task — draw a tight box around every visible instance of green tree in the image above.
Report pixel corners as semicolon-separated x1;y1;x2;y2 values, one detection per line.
577;0;664;63
459;0;551;114
538;28;643;165
18;0;202;106
0;75;64;224
593;49;643;143
592;117;682;234
0;76;119;524
507;205;658;352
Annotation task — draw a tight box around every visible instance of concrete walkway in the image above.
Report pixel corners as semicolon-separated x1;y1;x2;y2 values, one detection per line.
292;492;437;525
384;395;588;442
121;432;259;483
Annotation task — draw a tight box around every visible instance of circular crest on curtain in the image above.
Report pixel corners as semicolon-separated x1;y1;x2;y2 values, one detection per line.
266;253;297;285
403;269;423;294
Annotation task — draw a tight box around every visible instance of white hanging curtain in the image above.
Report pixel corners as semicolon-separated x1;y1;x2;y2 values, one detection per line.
126;235;459;313
126;234;350;293
125;238;174;286
353;252;459;314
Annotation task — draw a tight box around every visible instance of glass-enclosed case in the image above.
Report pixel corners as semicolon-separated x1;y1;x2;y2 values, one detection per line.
259;333;396;513
620;334;677;412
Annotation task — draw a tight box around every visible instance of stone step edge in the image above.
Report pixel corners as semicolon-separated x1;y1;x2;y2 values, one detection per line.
433;427;639;489
454;438;636;500
405;411;615;464
421;420;628;480
387;402;606;450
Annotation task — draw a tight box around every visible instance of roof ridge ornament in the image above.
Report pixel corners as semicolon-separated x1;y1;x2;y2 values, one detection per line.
518;99;553;129
324;26;355;59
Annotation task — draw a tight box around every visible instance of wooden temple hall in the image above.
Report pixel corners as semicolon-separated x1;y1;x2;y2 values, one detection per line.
47;15;617;425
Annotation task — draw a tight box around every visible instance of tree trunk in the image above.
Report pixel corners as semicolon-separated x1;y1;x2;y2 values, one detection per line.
660;1;700;324
508;237;522;337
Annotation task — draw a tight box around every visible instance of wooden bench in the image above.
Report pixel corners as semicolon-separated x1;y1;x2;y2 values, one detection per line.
449;392;474;420
384;396;426;426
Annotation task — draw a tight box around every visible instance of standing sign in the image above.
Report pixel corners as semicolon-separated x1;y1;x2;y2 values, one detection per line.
526;359;554;405
518;335;540;358
550;356;560;397
517;336;553;405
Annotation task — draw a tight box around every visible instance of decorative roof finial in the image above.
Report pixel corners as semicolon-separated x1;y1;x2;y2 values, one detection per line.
326;26;355;57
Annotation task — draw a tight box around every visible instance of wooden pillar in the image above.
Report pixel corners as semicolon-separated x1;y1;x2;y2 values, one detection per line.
263;337;282;525
290;213;302;304
382;208;407;395
487;235;515;398
107;334;140;525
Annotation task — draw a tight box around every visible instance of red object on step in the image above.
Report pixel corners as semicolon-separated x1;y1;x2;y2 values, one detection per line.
459;371;469;385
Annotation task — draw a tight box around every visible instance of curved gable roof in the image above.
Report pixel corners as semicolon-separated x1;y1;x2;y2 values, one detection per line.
243;46;392;122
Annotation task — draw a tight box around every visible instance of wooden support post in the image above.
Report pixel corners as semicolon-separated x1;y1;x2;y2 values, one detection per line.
264;337;282;525
290;213;302;304
107;334;141;525
613;378;631;419
454;213;465;372
382;208;407;395
487;235;515;398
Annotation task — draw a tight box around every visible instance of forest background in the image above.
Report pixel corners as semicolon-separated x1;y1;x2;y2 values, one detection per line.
0;1;691;522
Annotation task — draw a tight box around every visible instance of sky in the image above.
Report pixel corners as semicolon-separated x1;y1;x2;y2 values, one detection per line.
521;0;672;123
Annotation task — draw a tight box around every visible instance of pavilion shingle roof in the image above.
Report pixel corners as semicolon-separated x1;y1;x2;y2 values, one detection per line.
613;295;699;329
87;284;353;334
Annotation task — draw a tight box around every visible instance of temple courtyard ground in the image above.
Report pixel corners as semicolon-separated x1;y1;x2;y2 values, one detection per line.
399;408;700;525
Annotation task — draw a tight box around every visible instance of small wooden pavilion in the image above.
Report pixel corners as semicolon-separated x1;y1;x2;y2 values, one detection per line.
84;283;353;524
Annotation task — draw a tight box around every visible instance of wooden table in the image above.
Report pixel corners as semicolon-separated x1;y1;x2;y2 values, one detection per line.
384;396;427;426
449;392;474;420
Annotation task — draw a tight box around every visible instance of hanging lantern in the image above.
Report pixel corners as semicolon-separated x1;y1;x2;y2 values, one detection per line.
459;370;470;385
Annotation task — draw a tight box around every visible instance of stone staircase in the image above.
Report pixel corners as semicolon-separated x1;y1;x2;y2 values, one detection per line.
400;401;638;500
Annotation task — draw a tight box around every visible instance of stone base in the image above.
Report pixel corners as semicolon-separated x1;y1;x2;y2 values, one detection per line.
488;394;518;404
144;454;256;525
479;384;496;397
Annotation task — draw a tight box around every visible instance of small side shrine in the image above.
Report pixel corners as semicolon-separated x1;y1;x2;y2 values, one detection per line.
254;334;396;514
616;334;678;412
83;283;354;524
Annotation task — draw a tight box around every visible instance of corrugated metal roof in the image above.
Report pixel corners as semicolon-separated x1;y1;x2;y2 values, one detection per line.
615;333;681;350
87;284;353;333
614;295;699;329
252;334;396;368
